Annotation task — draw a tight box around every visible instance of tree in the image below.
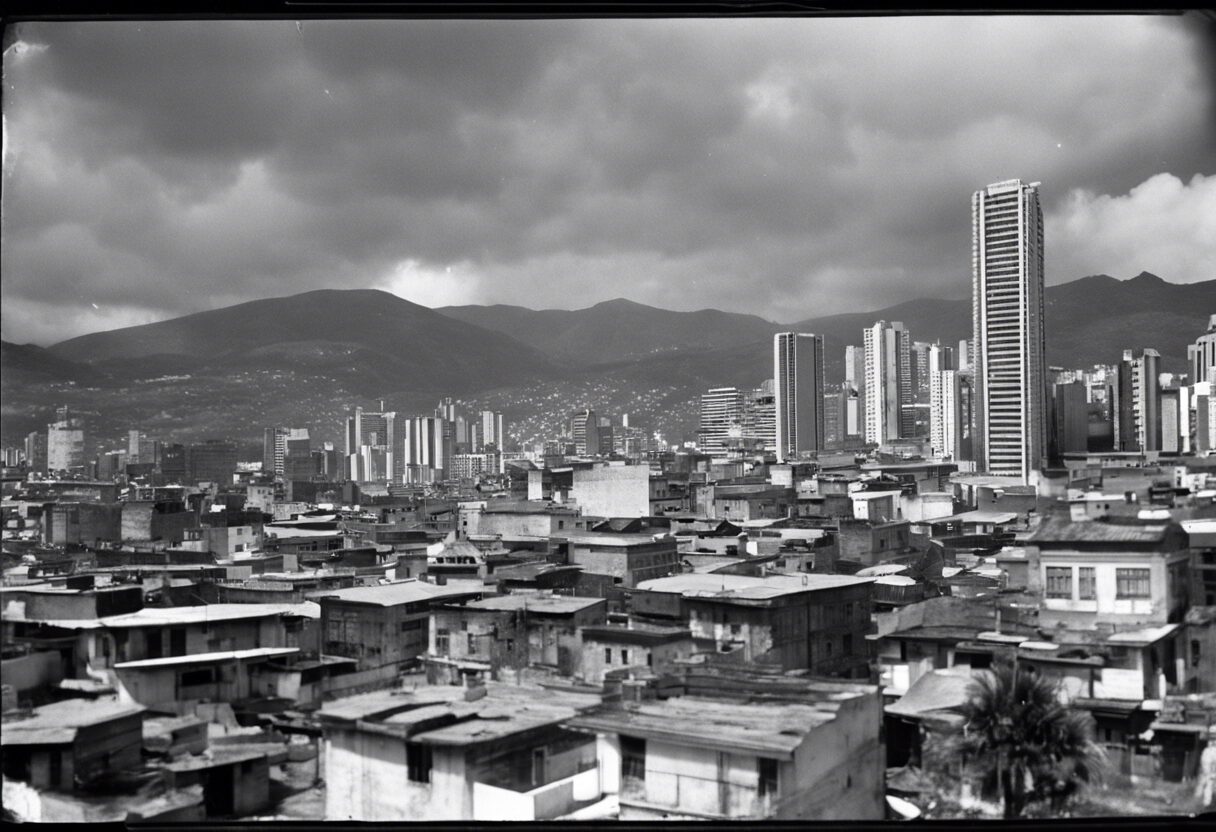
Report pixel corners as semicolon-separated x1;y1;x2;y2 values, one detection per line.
945;661;1105;818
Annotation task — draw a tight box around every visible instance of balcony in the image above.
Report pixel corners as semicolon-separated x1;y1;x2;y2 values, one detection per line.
472;764;600;821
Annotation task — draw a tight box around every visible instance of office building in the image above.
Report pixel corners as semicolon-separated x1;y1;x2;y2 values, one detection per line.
345;406;399;482
403;415;449;483
570;409;600;457
47;406;86;473
862;321;909;445
929;343;963;459
774;332;826;462
1160;385;1191;454
1050;381;1090;458
127;431;159;467
1114;348;1161;452
699;387;745;455
263;427;288;478
971;179;1046;481
1189;314;1216;385
24;431;48;474
478;410;505;451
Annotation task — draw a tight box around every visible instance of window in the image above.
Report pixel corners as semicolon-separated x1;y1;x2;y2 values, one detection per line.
1078;567;1096;600
1116;568;1151;599
406;742;432;783
758;758;778;797
621;649;629;664
605;648;612;664
621;735;646;781
1193;639;1202;668
845;602;854;621
647;653;653;667
467;633;476;654
1046;567;1073;599
843;634;854;655
436;629;450;654
401;619;422;632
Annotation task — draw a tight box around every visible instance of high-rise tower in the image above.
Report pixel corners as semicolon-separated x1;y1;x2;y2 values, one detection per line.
971;179;1046;482
774;333;825;462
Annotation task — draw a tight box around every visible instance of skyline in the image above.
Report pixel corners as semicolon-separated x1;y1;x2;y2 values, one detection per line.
3;15;1215;346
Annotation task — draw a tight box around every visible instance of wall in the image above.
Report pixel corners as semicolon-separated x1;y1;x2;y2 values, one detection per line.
0;651;62;694
571;466;650;518
1032;547;1189;629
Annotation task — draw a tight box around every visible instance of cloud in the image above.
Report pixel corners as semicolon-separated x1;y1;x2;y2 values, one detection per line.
1047;172;1216;284
2;15;1213;344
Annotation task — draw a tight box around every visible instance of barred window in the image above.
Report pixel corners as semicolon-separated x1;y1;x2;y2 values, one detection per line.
1116;568;1151;599
1045;567;1073;599
1078;567;1096;600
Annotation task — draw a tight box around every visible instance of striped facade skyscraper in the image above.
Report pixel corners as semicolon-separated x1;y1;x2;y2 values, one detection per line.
971;179;1046;482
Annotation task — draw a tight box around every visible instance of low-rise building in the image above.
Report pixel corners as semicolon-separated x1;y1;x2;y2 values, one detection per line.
319;682;603;821
560;532;681;590
566;667;885;820
578;623;696;684
1;697;145;791
631;573;874;678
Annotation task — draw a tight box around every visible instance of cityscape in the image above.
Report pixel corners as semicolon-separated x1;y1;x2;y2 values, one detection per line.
2;13;1216;826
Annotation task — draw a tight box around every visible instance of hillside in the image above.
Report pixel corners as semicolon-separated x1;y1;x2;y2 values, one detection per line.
48;288;563;394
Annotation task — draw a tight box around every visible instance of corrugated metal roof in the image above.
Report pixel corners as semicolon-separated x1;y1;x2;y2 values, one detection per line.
1029;517;1174;544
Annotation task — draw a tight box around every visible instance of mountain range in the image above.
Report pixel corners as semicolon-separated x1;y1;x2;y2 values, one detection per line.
2;271;1211;450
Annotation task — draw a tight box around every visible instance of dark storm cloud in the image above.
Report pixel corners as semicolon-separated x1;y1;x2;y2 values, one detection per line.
2;15;1213;345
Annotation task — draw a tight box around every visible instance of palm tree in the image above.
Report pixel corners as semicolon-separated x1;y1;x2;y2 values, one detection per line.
947;661;1105;818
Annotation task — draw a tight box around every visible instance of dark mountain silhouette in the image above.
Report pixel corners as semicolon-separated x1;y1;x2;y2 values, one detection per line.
0;340;110;386
438;297;779;364
47;288;562;394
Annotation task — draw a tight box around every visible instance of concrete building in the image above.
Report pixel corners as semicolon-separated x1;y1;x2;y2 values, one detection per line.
1114;348;1161;453
47;407;86;473
319;683;603;821
477;410;506;452
312;581;484;673
632;572;874;677
561;532;681;590
570;409;600;457
863;321;910;445
1160;386;1191;455
567;667;885;821
114;646;300;709
426;593;607;683
1189;314;1216;386
971;179;1046;483
569;463;650;518
1051;380;1091;458
774;332;825;463
403;415;450;483
578;624;695;684
698;387;745;456
1026;517;1191;631
345;406;399;483
1;698;145;792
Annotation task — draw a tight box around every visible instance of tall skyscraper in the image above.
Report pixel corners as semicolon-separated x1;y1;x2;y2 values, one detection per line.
403;416;449;482
862;321;909;445
929;343;960;458
774;333;825;462
263;426;289;478
47;406;85;473
699;387;745;455
478;410;505;451
570;409;599;456
971;179;1046;481
344;406;399;482
1114;348;1161;452
24;431;48;474
1189;314;1216;386
844;346;867;440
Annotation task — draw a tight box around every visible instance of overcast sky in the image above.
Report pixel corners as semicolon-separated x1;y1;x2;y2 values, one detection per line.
3;15;1214;346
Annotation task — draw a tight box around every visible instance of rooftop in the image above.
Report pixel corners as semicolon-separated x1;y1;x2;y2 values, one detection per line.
567;690;865;759
579;623;692;644
561;532;675;547
318;681;601;746
459;594;605;615
308;579;484;607
1028;517;1178;544
2;601;320;629
2;697;145;746
885;668;980;718
636;572;871;602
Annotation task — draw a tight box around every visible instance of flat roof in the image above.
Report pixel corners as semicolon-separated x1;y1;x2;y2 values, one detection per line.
567;693;861;759
2;697;145;746
308;580;483;607
460;594;604;614
3;601;320;629
886;668;979;718
319;682;601;746
579;624;692;645
115;646;299;670
636;572;871;601
1106;624;1181;645
562;532;673;546
932;510;1020;524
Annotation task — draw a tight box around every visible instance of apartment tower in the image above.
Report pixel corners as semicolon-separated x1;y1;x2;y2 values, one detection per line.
773;333;825;463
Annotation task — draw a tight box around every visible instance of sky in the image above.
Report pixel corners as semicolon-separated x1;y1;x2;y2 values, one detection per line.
3;14;1214;346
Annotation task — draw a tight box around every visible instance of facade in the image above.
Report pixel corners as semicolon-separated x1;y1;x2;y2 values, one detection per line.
569;463;650;518
263;427;288;479
47;407;86;473
187;440;239;486
562;532;681;589
1051;380;1091;458
570;409;600;457
403;416;450;483
345;407;400;483
632;573;875;677
568;669;885;821
320;683;602;821
1;699;146;792
971;178;1046;482
1114;348;1161;453
478;410;506;451
929;343;963;459
698;387;744;455
863;321;910;446
773;332;825;463
314;581;484;673
1189;314;1216;385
